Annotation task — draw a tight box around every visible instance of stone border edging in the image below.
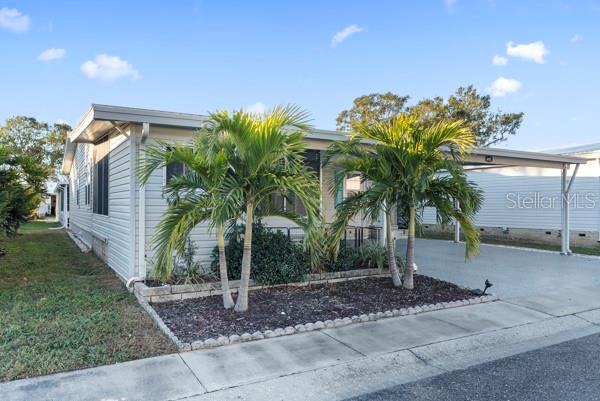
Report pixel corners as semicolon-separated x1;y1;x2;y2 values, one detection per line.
185;294;499;351
135;286;498;352
133;291;192;351
134;268;386;303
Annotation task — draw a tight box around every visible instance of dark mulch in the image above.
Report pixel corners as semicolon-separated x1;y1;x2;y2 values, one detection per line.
152;275;477;343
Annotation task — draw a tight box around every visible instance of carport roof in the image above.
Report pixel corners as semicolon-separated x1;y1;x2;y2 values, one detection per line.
61;104;590;174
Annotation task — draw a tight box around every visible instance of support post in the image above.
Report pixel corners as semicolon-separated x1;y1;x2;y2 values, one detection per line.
454;198;460;243
564;164;579;255
380;203;387;246
561;165;567;255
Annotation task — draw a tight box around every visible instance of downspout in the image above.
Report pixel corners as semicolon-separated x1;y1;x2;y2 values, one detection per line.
138;123;150;279
127;122;150;290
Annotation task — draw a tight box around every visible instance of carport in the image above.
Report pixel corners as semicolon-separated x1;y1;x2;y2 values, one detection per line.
447;147;589;255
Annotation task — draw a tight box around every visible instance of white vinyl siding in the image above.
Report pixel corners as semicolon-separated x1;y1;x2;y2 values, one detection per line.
422;154;600;233
66;132;133;280
137;126;217;273
68;143;93;247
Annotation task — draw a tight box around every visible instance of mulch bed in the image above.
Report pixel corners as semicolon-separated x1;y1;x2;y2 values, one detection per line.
152;275;477;343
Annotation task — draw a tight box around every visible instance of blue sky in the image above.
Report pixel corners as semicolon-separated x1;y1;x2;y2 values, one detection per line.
1;0;599;150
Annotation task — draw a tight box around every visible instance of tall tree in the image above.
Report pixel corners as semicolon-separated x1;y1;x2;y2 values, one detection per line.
0;147;45;237
0;117;71;181
409;86;524;147
337;87;523;147
336;92;410;132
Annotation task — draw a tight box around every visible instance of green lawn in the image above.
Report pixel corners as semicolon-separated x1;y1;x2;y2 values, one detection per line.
0;221;176;382
418;231;600;257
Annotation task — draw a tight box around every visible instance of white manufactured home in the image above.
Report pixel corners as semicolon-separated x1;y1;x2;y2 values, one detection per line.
422;143;600;247
56;105;589;282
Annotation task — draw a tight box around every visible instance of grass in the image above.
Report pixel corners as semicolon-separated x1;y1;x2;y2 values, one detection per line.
418;231;600;257
0;221;176;382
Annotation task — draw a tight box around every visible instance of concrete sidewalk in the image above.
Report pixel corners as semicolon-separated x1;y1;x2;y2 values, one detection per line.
3;285;600;401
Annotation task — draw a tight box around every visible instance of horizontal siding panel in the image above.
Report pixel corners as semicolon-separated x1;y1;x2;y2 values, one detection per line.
423;169;600;232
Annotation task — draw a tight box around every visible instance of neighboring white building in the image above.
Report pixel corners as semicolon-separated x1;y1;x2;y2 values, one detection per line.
58;105;588;282
423;143;600;246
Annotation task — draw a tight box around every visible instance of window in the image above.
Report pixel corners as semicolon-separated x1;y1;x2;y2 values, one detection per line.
165;162;185;183
66;184;70;212
270;150;321;216
85;184;91;205
93;137;109;215
334;173;362;208
77;188;80;206
60;189;64;211
303;150;320;176
345;174;361;197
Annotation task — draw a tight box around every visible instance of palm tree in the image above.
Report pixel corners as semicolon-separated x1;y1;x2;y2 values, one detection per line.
139;132;237;308
205;105;322;312
324;138;405;286
326;114;483;289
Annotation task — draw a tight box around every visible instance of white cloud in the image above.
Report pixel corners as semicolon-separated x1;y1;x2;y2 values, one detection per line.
506;41;549;64
492;55;508;66
331;24;364;47
81;54;140;81
0;8;30;33
38;48;66;62
570;34;583;44
246;102;267;115
488;77;522;97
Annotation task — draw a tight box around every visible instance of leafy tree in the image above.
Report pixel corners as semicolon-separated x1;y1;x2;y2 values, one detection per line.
336;92;410;132
326;115;483;289
409;86;524;147
337;87;523;147
0;147;44;237
0;116;71;180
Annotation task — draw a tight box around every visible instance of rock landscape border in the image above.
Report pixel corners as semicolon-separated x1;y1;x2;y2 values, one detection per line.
132;270;498;352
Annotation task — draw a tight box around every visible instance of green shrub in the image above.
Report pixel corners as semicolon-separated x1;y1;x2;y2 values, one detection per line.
323;243;361;272
323;242;405;273
210;221;310;285
211;224;405;284
172;237;215;285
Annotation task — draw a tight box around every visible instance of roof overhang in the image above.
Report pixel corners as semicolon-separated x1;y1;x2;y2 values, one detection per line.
60;104;589;174
461;147;589;170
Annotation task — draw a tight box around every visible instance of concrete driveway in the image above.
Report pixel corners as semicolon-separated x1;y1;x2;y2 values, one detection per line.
398;238;600;299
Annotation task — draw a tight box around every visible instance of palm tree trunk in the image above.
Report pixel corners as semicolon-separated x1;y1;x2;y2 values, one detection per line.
217;224;235;309
385;208;402;287
234;202;254;312
403;206;416;289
